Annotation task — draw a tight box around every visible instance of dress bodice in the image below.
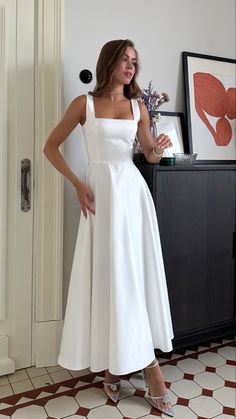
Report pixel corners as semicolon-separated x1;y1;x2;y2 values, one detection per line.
82;94;140;163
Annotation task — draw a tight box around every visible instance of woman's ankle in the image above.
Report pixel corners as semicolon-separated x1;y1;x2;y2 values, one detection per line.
145;358;158;371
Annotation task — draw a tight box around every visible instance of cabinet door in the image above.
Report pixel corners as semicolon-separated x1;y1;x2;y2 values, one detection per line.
154;170;235;335
205;171;235;323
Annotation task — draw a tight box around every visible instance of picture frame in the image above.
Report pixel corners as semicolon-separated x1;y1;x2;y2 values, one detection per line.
182;51;236;164
133;111;187;163
153;111;187;157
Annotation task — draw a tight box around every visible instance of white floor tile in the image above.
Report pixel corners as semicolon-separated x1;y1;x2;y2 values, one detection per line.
74;380;90;388
11;379;34;394
30;373;54;388
66;416;86;419
75;387;106;408
198;352;226;367
117;395;151;418
68;368;90;377
50;368;72;383
88;404;123;419
217;346;236;361
46;364;65;373
189;395;223;417
8;369;29;383
171;378;202;398
167;388;178;405
36;391;53;399
160;365;184;382
216;364;236;381
129;373;146;389
135;415;161;419
26;366;48;378
198;346;209;351
185;350;195;355
171;353;183;359
15;397;33;405
12;405;47;419
0;376;9;387
119;378;136;398
0;403;14;409
164;404;197;419
177;358;205;374
0;383;14;398
213;386;236;408
92;375;104;383
194;371;224;390
45;395;79;418
55;385;73;394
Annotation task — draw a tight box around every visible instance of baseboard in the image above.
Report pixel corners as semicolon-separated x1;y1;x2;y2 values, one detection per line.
0;335;15;376
34;320;63;368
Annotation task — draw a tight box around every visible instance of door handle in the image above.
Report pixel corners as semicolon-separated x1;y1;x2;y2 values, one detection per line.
21;158;31;212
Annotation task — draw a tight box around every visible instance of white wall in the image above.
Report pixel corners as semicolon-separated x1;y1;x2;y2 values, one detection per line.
63;0;235;310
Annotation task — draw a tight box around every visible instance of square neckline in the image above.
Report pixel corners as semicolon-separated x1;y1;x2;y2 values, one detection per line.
90;95;136;121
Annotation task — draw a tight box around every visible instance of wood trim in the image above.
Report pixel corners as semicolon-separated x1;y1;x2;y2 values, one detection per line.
34;0;63;323
34;320;63;367
0;4;7;320
0;335;15;375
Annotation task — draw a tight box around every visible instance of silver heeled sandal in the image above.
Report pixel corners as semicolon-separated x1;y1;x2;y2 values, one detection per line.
103;379;121;403
142;359;174;417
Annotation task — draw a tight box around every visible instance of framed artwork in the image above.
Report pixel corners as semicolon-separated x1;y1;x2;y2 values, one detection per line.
133;111;187;160
182;51;236;163
154;111;187;157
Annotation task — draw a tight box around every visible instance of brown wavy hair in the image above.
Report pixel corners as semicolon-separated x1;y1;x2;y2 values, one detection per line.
89;39;141;99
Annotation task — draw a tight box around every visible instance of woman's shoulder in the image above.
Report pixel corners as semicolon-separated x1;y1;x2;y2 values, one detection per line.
70;94;87;107
135;99;149;123
64;95;87;125
136;99;147;113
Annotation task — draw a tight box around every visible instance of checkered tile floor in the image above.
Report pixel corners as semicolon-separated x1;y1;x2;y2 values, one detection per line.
0;336;235;418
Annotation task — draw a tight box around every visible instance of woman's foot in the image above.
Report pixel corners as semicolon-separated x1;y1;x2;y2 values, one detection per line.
103;369;121;403
143;359;174;417
144;359;167;396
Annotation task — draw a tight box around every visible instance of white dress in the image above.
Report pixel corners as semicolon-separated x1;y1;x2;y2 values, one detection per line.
58;94;174;375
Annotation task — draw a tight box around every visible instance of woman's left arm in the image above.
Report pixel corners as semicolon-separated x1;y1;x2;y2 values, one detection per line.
136;101;172;163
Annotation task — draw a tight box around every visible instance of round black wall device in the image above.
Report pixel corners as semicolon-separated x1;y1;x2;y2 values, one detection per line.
79;69;93;84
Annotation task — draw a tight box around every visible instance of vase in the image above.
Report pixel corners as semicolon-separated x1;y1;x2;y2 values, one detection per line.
149;110;161;140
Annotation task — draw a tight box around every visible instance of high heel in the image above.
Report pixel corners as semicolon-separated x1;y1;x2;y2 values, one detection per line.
103;378;121;403
142;359;174;417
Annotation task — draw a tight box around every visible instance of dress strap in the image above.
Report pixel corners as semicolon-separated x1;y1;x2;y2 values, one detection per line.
131;99;140;121
86;94;95;118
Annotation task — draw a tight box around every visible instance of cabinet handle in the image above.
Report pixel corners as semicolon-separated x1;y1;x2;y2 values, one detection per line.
21;158;31;212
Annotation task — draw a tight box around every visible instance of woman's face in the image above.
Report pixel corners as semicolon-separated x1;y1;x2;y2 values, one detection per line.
112;46;137;85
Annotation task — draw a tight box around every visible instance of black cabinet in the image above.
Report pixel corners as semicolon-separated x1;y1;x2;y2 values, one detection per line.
136;164;236;348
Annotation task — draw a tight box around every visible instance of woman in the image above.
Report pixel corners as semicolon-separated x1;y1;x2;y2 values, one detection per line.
43;39;174;417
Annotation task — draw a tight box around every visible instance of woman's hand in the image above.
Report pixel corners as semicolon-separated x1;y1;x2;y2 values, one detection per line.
154;133;173;155
137;102;173;163
75;181;95;218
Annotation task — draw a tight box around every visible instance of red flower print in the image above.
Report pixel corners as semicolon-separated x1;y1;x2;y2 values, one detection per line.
193;72;236;146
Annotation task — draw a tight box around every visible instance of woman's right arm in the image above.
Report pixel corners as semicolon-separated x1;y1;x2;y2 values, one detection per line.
43;94;95;218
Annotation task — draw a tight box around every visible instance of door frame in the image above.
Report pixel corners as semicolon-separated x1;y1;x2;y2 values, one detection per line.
33;0;64;367
0;3;13;375
0;4;7;321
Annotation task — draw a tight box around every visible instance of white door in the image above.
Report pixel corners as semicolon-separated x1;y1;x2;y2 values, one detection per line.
0;0;34;374
0;0;64;375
